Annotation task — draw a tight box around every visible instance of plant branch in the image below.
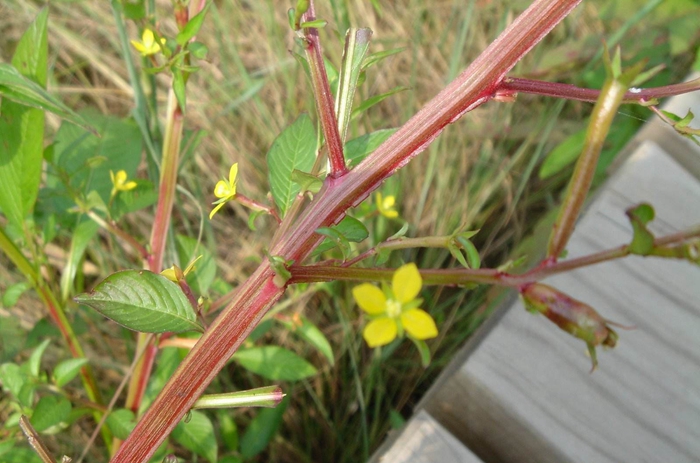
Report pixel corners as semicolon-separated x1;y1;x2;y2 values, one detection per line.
498;76;700;104
302;1;347;178
110;1;584;461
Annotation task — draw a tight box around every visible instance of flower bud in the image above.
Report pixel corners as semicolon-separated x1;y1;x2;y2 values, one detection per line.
520;283;618;371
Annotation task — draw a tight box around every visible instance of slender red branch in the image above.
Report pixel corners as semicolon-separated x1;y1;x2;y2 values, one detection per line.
499;76;700;104
302;1;347;178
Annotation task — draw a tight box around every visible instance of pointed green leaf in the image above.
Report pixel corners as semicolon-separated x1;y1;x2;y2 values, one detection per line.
30;395;71;432
75;270;203;333
278;316;334;366
53;357;89;388
24;339;50;377
312;215;369;256
232;346;317;381
361;47;405;70
351;86;408;120
176;3;211;45
60;219;99;301
335;28;372;143
626;203;656;255
539;129;587;179
172;410;217;463
345;128;396;167
0;10;48;229
106;408;136;440
240;397;288;459
0;363;27;401
291;169;323;194
267;114;317;216
2;281;31;308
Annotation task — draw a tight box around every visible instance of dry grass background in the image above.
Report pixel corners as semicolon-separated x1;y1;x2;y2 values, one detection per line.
1;0;698;461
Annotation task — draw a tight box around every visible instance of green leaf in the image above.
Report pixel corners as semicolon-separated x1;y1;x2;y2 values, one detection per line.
172;410;217;463
345;129;396;167
175;234;216;295
335;28;372;143
0;64;96;133
312;215;369;256
361;47;405;70
278;316;334;366
300;19;327;29
0;363;27;401
291;169;323;194
411;338;431;367
351;86;408;120
176;3;211;45
539;129;586;179
188;41;209;60
0;448;42;463
53;357;89;388
2;281;31;308
267;114;317;216
172;67;186;111
217;410;239;452
24;339;50;377
626;203;656;255
60;219;99;301
74;270;203;333
240;397;288;459
40;112;142;228
0;316;25;362
232;346;317;381
106;409;136;440
30;395;72;432
0;10;48;229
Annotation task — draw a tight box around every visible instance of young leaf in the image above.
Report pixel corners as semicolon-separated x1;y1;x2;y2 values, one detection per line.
2;282;31;308
351;86;408;120
75;270;203;333
626;203;656;255
232;346;317;381
539;129;586;179
291;169;323;194
335;28;372;143
176;3;211;45
0;9;48;229
106;409;136;440
60;219;99;301
30;395;72;432
0;363;27;401
267;114;317;216
0;64;96;133
24;339;50;377
312;215;369;256
277;316;334;366
53;358;89;388
240;397;288;459
361;47;405;71
172;410;217;463
345;129;396;167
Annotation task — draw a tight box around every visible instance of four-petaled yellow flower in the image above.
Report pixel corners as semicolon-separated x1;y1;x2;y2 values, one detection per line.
353;263;438;347
209;163;238;219
130;29;165;57
110;170;137;197
376;192;399;219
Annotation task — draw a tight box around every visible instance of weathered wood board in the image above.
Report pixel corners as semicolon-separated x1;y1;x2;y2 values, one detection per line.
423;141;700;463
372;410;484;463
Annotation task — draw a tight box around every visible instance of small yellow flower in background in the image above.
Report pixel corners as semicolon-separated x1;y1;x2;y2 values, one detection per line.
376;192;399;219
209;163;238;219
110;170;137;197
352;263;438;348
130;29;165;57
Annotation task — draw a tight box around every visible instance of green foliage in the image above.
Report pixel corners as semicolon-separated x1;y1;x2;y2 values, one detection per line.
175;234;216;295
626;203;656;255
176;4;211;45
313;215;369;257
345;129;396;167
0;9;48;230
277;315;335;366
52;358;89;387
232;346;317;381
172;411;217;463
106;409;137;440
267;114;318;216
30;395;72;432
240;398;288;459
74;270;203;333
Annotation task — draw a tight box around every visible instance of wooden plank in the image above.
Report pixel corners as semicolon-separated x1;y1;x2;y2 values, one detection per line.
371;410;484;463
422;141;700;463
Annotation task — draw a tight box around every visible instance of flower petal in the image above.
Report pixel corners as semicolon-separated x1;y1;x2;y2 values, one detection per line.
382;195;396;209
214;180;231;198
229;163;238;186
209;201;227;220
392;263;422;304
123;180;137;191
363;317;397;347
401;309;438;340
142;29;155;47
130;40;147;54
352;284;386;315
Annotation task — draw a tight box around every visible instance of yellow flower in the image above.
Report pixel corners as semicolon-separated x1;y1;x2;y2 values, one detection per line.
110;170;137;197
352;263;437;347
161;256;202;282
209;163;238;219
130;29;165;57
376;192;399;219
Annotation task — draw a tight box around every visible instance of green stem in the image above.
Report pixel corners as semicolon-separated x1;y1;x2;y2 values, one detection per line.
0;227;112;450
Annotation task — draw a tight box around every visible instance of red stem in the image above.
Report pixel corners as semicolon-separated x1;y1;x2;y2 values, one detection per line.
111;1;583;461
499;76;700;104
303;1;347;178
